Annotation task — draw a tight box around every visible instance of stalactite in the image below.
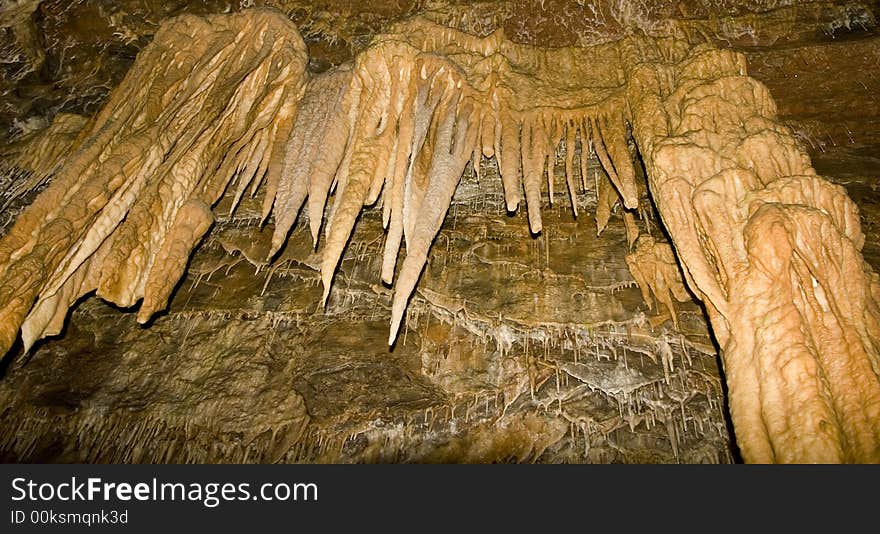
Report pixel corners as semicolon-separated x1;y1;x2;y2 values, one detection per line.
257;16;641;342
625;235;690;328
0;9;308;353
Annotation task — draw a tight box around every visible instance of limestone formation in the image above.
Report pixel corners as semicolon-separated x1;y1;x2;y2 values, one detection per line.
620;37;880;462
625;235;690;329
0;9;308;352
1;8;879;463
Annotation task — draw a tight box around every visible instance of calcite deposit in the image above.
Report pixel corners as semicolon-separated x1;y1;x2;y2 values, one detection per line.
621;35;880;462
0;9;308;352
0;1;878;464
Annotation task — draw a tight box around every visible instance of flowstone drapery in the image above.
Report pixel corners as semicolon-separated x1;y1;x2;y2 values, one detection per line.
621;37;880;462
0;8;878;462
0;10;308;352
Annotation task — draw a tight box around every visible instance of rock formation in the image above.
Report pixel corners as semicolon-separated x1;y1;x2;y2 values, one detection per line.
0;9;308;352
620;35;880;462
1;5;878;462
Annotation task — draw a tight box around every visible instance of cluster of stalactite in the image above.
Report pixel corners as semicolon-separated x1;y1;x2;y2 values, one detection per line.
0;8;878;462
0;10;308;352
269;17;645;345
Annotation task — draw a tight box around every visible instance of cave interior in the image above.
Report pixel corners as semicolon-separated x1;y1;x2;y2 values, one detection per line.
1;0;879;464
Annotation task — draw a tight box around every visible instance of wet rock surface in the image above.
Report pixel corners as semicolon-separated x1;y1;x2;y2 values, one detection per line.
0;152;732;463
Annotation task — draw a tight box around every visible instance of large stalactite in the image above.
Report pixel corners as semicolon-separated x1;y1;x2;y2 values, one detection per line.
0;7;878;462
